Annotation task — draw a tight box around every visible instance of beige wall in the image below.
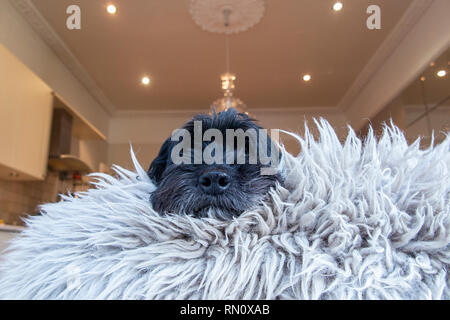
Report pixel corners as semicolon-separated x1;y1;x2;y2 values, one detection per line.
108;142;162;172
405;105;450;146
360;96;406;138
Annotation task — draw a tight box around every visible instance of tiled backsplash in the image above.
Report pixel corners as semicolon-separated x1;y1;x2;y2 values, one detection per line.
0;171;60;226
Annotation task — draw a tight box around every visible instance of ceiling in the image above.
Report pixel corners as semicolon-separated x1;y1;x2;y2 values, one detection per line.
31;0;414;112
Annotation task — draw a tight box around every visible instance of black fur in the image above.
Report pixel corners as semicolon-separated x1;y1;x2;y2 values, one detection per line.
148;108;280;219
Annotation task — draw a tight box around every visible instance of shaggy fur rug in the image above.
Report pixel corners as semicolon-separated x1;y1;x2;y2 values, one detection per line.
0;120;449;299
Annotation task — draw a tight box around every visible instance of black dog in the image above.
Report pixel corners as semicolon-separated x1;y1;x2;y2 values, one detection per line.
148;108;280;219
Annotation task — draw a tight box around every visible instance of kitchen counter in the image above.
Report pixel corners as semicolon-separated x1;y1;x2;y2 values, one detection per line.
0;224;24;253
0;224;25;233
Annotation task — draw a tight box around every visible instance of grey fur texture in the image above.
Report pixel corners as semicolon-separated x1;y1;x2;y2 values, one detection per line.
0;120;449;299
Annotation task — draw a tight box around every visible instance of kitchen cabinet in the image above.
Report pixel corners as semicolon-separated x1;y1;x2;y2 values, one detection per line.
0;44;53;181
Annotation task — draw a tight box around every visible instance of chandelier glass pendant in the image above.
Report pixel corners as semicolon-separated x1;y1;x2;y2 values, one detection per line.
211;72;247;112
211;34;247;112
189;0;266;113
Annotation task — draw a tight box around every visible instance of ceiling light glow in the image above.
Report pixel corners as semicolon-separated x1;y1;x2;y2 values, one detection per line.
333;2;343;11
141;76;150;86
436;70;446;77
107;4;117;15
303;74;311;82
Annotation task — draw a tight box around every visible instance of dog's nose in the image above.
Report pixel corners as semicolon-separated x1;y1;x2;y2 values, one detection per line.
199;171;231;194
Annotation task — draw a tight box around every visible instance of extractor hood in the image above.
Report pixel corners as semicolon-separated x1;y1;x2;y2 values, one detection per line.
48;108;92;172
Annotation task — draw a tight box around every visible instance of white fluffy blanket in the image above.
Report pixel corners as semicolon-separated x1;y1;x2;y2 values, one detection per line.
0;120;449;299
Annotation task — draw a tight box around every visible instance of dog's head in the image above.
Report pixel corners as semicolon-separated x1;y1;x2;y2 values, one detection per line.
148;108;281;219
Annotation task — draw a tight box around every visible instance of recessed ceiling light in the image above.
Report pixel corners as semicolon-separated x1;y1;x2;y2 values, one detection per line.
333;2;343;11
303;74;311;82
436;69;446;77
106;4;117;15
141;76;151;86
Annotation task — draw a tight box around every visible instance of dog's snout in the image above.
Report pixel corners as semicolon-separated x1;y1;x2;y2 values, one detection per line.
199;171;231;194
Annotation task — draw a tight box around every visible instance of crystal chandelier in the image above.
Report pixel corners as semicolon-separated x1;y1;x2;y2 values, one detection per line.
210;8;247;113
211;72;246;112
189;0;265;113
